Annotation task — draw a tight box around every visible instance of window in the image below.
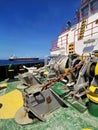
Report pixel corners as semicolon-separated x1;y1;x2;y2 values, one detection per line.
91;0;98;12
81;5;89;18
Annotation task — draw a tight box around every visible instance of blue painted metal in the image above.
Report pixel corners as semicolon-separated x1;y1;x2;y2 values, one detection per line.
83;45;95;53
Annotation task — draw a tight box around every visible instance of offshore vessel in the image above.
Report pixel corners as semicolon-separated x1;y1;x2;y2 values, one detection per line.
0;0;98;130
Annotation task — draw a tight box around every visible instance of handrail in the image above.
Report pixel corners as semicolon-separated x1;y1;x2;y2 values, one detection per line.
50;40;59;51
51;18;98;51
74;19;98;41
50;34;68;51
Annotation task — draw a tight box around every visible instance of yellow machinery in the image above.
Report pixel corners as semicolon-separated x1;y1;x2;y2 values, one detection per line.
87;63;98;117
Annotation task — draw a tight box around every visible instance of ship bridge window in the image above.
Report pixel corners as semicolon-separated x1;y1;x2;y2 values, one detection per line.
90;0;98;13
81;5;89;18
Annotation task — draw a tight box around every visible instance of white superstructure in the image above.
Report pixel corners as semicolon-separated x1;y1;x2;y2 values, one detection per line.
50;0;98;56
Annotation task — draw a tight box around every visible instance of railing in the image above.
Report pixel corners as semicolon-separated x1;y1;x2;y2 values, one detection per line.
50;34;68;51
74;19;98;42
51;9;98;53
50;40;59;51
51;18;98;51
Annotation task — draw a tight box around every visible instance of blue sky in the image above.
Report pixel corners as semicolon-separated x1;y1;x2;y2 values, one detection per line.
0;0;80;59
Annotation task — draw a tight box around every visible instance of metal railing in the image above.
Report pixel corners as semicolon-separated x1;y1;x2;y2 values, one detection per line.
74;19;98;42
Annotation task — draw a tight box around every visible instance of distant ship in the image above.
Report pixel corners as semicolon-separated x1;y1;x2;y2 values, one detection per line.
9;55;39;61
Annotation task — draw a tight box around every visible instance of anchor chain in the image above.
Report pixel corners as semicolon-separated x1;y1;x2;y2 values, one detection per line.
41;60;84;91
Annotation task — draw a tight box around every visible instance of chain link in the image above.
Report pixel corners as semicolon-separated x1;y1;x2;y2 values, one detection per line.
41;60;84;91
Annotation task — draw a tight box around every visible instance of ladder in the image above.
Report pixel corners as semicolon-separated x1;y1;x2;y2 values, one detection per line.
78;19;86;40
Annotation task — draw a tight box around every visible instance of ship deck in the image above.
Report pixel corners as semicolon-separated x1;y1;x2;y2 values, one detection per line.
0;80;98;130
